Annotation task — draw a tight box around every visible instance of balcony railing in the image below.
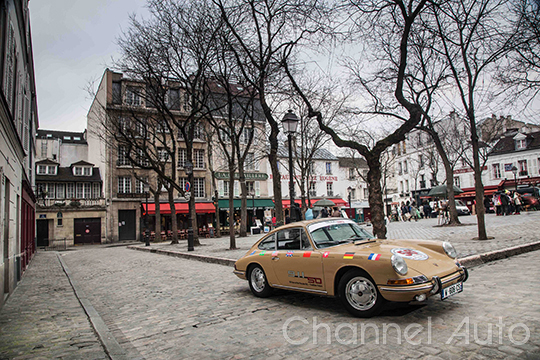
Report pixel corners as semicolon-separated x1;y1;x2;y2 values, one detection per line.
38;198;106;208
519;171;528;176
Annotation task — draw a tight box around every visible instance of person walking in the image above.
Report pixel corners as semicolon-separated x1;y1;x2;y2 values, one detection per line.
320;206;329;218
500;191;509;216
514;192;522;215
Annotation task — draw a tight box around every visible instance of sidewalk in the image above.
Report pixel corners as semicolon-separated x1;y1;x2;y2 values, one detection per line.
0;252;108;360
134;211;540;262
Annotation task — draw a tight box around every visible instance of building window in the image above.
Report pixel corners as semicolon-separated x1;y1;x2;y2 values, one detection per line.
309;182;316;197
516;139;527;150
492;163;501;179
240;128;253;145
117;146;130;166
403;160;408;174
419;155;424;168
405;180;409;192
92;183;101;198
325;162;332;175
135;177;148;194
38;165;47;174
136;149;149;167
350;188;356;200
158;148;170;162
56;184;65;199
518;160;528;176
74;167;82;176
178;148;187;168
420;174;426;189
126;86;141;106
63;136;71;141
157;120;170;133
398;162;402;175
41;141;47;157
349;168;356;180
194;149;205;169
118;177;131;194
76;183;84;198
400;181;403;194
402;141;406;154
326;182;333;196
454;176;461;188
194;178;205;198
46;183;56;199
66;183;75;198
57;212;63;227
168;88;181;110
246;181;255;195
363;188;369;199
112;82;122;104
193;123;204;140
245;153;256;171
83;167;91;176
223;180;230;197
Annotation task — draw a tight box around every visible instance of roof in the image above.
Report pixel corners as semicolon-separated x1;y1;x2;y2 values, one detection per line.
36;167;102;183
36;159;60;165
37;129;87;144
490;131;540;156
71;160;95;167
276;146;338;160
338;157;368;168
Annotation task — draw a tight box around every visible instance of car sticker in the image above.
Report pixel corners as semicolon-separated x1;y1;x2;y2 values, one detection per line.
368;253;381;261
303;251;312;258
323;251;329;258
259;251;266;256
249;250;256;256
272;251;279;257
343;252;355;259
391;248;429;260
286;251;294;257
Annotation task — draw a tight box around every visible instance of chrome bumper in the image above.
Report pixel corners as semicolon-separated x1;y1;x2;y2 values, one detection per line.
379;266;468;293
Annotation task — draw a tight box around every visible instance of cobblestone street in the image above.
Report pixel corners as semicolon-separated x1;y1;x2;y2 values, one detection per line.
1;241;539;359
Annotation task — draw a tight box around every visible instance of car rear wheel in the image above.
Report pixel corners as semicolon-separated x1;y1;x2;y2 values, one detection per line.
338;269;384;318
248;265;273;298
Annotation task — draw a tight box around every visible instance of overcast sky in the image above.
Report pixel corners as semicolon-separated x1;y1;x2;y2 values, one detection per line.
29;0;148;132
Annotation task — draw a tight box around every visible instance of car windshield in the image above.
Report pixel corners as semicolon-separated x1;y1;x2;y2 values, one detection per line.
307;220;374;249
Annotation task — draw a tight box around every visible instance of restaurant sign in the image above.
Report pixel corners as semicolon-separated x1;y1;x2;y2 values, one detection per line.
215;172;269;180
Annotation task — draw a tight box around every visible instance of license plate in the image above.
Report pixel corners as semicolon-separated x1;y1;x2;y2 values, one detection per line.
441;282;463;300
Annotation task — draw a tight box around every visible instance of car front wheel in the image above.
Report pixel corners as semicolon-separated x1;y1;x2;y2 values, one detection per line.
338;269;384;317
248;265;273;298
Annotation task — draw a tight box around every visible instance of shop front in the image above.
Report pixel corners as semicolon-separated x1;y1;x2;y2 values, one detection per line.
217;198;275;232
142;202;216;237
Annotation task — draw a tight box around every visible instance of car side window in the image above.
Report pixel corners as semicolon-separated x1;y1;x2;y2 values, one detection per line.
277;228;311;250
258;234;275;250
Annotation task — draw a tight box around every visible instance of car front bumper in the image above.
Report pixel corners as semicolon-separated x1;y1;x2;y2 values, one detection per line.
378;266;468;302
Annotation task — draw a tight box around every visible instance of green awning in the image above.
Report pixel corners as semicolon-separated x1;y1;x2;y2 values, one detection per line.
218;198;274;210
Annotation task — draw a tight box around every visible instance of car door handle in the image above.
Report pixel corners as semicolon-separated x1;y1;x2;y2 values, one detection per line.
272;256;279;261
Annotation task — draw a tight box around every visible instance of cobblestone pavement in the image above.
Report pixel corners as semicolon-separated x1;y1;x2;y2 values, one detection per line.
0;252;107;360
49;246;540;359
148;211;540;260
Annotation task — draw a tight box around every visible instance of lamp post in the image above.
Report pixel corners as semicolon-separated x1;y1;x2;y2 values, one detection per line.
347;186;352;218
282;110;299;222
144;183;150;246
250;188;255;223
511;165;518;192
185;160;194;251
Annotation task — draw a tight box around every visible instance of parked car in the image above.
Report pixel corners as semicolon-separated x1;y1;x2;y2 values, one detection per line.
455;200;471;215
516;186;540;210
234;218;468;317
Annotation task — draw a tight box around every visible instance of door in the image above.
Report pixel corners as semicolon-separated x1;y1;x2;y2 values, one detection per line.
118;210;136;241
36;219;49;247
270;227;325;292
74;218;101;244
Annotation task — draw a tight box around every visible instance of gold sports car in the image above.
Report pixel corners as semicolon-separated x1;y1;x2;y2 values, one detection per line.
234;218;468;317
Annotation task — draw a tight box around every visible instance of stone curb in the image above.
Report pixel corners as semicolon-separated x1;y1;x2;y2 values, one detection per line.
128;245;237;267
459;240;540;268
56;253;129;360
130;240;540;269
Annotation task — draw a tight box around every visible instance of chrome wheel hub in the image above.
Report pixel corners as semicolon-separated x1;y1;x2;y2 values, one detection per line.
346;276;377;311
251;268;266;292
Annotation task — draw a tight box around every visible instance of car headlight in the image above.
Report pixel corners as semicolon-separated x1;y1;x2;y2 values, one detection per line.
443;241;457;259
391;254;408;275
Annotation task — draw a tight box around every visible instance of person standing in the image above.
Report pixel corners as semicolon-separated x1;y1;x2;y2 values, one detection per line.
321;206;329;218
331;207;341;217
514;192;522;215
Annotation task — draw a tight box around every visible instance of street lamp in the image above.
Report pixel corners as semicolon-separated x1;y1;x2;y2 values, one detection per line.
347;186;352;217
144;183;150;246
511;165;518;192
282;110;299;222
185;160;194;251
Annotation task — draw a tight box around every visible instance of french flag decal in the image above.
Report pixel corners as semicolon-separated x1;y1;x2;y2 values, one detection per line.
368;253;381;261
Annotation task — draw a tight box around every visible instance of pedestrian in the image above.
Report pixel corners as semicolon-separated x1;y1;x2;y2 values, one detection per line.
423;201;431;219
291;202;302;222
494;192;502;215
331;207;341;217
305;206;314;220
500;191;509;216
272;215;277;228
397;202;404;221
514;192;522;215
484;196;491;213
321;206;329;218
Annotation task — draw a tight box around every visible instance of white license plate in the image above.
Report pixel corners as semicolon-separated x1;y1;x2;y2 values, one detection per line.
441;282;463;300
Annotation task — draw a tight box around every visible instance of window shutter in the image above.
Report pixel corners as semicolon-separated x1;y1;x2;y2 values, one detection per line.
255;181;260;197
234;181;239;196
218;180;224;196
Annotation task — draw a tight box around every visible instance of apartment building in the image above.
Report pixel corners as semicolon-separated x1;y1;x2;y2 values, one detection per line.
0;0;38;309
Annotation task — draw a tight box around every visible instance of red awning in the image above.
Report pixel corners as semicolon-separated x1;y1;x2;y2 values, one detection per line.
280;198;348;208
142;203;216;215
456;185;499;198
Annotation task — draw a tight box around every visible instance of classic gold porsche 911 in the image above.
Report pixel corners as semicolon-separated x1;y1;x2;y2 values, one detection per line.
233;218;468;317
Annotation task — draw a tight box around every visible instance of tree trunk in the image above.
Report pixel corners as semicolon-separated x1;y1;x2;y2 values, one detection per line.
168;188;178;244
429;130;461;225
228;162;237;249
214;189;221;238
154;191;161;241
239;175;247;237
366;155;386;239
470;121;487;240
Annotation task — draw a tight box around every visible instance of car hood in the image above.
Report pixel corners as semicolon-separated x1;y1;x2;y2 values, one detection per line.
331;238;458;277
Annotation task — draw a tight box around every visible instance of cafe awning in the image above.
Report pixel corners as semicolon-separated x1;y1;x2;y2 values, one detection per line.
142;202;216;215
218;198;275;210
281;198;348;209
